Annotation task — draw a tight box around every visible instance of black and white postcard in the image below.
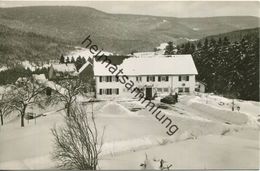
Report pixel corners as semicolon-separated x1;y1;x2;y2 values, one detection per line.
0;0;259;170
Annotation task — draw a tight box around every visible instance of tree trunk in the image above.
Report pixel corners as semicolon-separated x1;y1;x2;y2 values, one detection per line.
21;104;27;127
1;114;3;126
21;114;25;127
67;104;70;117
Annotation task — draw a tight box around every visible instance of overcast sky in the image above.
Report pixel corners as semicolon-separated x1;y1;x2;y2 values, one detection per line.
0;1;259;18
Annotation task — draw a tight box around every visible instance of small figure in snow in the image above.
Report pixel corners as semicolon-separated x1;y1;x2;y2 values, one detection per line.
237;106;240;112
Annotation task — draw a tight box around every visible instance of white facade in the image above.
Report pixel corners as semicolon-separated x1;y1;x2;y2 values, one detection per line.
94;55;198;99
95;75;196;99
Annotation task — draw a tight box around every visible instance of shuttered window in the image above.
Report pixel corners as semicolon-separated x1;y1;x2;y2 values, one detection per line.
107;76;112;82
178;88;183;93
179;75;189;81
99;88;119;95
160;76;169;82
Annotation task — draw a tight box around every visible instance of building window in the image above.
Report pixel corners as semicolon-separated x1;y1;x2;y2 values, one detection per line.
136;76;142;82
107;89;112;95
105;76;112;82
158;76;169;81
147;76;155;82
178;87;183;93
99;88;119;95
98;76;114;82
163;88;169;92
112;76;118;82
157;88;162;92
112;89;119;95
185;87;190;92
179;75;189;82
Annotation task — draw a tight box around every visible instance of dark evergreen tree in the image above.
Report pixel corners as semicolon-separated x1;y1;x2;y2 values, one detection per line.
60;54;65;64
71;57;75;63
82;57;86;64
197;41;202;49
223;37;230;46
66;57;70;63
178;33;259;101
75;56;83;71
217;38;222;46
164;41;175;55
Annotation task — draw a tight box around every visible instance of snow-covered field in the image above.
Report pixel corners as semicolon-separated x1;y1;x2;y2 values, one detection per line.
0;94;259;169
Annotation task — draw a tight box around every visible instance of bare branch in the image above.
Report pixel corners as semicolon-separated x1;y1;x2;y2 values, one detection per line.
51;103;104;170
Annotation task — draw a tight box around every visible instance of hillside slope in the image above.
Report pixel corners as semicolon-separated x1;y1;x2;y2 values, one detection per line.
0;24;75;65
0;6;259;55
198;27;260;43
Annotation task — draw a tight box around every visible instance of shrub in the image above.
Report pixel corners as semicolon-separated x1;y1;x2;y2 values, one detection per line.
160;95;177;104
52;104;105;169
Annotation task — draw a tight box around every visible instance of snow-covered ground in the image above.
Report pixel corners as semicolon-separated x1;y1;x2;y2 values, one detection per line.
21;60;51;71
0;66;8;72
189;93;260;128
179;37;199;42
0;94;259;169
64;47;113;61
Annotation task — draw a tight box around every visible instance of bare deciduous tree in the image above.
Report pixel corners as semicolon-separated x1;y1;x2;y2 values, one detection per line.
10;77;46;127
52;103;105;170
51;79;85;117
0;85;13;125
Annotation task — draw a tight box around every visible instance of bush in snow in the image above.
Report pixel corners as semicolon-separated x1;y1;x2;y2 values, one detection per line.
52;104;105;170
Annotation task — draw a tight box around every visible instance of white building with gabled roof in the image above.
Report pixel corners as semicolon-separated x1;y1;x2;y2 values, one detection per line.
93;55;198;99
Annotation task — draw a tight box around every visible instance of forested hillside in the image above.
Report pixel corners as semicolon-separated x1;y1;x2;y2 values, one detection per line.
198;28;260;45
177;28;259;101
0;24;75;66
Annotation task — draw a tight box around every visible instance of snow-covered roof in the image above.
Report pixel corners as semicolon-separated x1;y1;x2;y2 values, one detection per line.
94;55;198;76
196;81;207;86
16;77;28;83
78;61;92;74
51;63;77;73
32;74;47;84
33;74;46;80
